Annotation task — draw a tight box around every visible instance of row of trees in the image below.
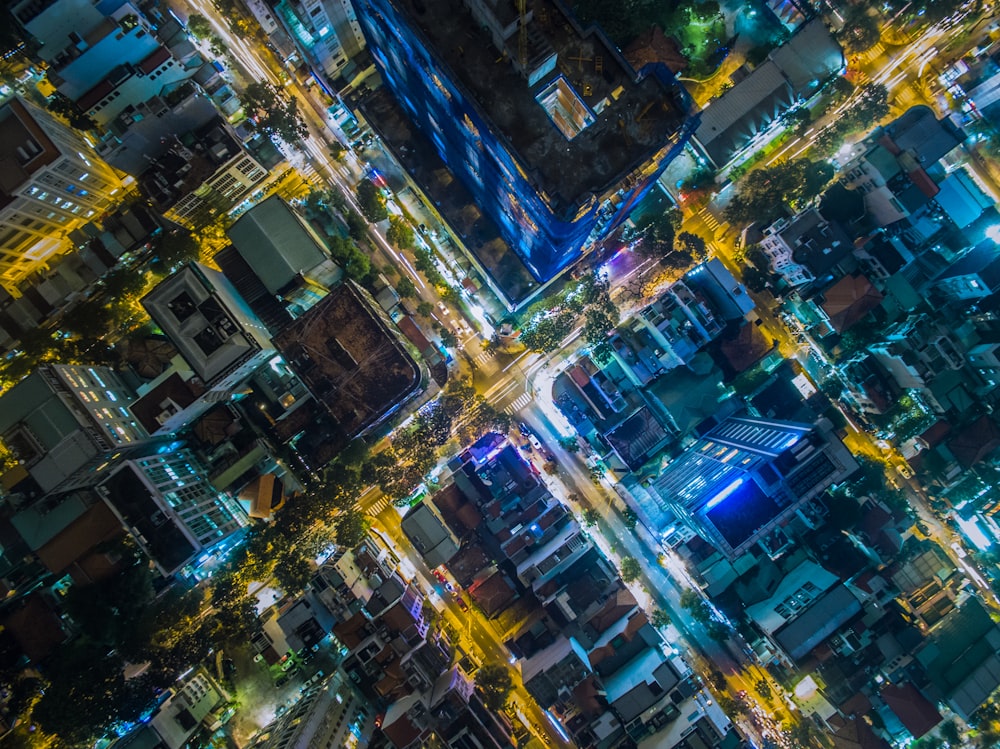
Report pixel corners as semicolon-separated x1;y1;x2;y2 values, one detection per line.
367;378;511;502
518;272;618;355
814;83;890;157
239;81;309;143
723;158;836;227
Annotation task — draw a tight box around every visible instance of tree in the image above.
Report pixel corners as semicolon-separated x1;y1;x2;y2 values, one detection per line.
676;231;707;260
756;678;773;699
622;508;638;530
475;663;514;711
417;301;434;317
558;436;580;453
786;107;812;136
939;719;961;746
240;81;308;142
620;556;641;583
62;546;155;650
386;216;415;249
356;179;389;223
636;211;676;261
838;10;880;54
33;641;155;745
679;588;701;611
582;508;601;526
396;276;417;299
47;92;96;130
651;609;671;628
187;13;212;39
329;141;346;161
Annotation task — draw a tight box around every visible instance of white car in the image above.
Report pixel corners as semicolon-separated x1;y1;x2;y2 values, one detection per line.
897;463;914;479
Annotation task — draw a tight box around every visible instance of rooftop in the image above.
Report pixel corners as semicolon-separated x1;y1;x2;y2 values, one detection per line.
272;282;421;437
225;196;334;295
393;0;688;212
820;274;884;333
0;98;60;206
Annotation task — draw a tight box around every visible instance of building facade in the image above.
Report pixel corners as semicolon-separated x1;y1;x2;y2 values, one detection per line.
246;669;374;749
274;0;366;86
354;0;694;288
0;364;145;493
0;97;125;294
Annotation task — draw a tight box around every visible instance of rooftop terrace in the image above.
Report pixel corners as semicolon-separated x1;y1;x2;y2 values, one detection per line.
397;0;688;210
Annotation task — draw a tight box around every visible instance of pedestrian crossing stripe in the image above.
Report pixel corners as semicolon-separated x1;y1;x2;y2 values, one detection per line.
698;208;720;230
474;350;496;366
366;496;391;516
503;392;534;414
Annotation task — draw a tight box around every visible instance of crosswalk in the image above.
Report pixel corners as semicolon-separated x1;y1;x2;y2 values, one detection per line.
474;349;497;367
504;391;533;414
697;207;721;232
365;495;393;516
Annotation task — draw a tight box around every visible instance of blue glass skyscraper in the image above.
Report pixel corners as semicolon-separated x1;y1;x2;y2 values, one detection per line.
354;0;696;293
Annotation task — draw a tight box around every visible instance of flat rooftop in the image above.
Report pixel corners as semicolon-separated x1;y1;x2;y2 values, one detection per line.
273;282;421;437
397;0;688;211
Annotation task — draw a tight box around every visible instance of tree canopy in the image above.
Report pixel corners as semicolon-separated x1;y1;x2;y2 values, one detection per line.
239;81;308;143
356;179;389;223
475;663;514;711
723;158;836;226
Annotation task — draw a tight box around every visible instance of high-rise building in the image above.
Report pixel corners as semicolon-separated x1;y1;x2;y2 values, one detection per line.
0;364;145;493
77;444;249;576
273;0;366;86
0;97;125;294
246;668;374;749
354;0;695;292
641;415;857;558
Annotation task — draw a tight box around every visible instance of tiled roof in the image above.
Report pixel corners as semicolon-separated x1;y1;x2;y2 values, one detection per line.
820;274;883;333
880;682;942;738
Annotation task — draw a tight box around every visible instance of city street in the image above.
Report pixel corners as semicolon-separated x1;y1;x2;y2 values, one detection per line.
165;1;1000;745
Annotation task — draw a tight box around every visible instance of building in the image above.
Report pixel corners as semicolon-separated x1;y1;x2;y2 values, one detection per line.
0;97;125;294
0;364;145;493
354;0;694;292
915;598;1000;720
148;669;227;749
400;502;460;569
935;241;1000;301
272;281;422;440
760;208;854;288
745;559;862;664
640;415;857;559
139;117;268;228
245;668;374;749
220;195;343;328
142;262;276;418
81;444;248;575
692;19;843;168
272;0;366;87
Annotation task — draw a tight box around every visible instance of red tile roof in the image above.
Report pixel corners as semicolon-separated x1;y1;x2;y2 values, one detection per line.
820;274;883;333
948;415;1000;468
880;682;942;739
719;322;773;373
138;46;171;74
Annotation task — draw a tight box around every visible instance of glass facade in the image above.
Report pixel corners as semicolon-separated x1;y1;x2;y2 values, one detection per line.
354;0;695;284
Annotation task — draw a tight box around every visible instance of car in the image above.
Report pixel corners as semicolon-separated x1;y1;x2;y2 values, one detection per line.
456;596;469;612
275;676;289;688
418;223;428;235
528;434;543;452
281;658;296;672
437;302;450;316
897;463;914;479
518;422;532;436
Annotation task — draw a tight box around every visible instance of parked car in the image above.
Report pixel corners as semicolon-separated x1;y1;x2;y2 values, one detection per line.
456;596;469;612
